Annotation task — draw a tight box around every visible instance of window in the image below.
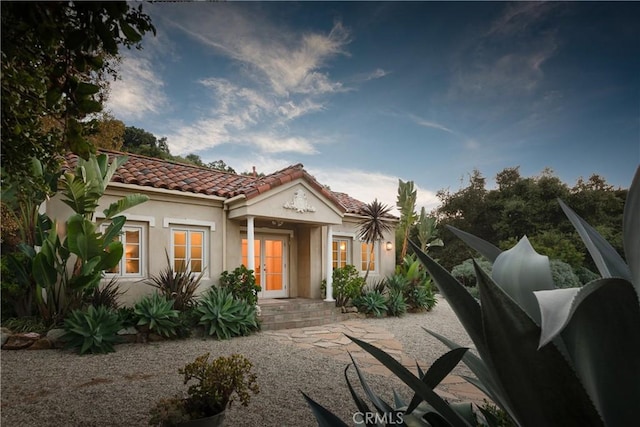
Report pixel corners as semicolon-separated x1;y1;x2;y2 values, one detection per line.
332;238;351;269
172;229;206;273
361;242;377;272
104;225;144;277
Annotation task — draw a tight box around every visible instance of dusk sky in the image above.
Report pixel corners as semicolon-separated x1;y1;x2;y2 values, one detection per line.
106;1;640;213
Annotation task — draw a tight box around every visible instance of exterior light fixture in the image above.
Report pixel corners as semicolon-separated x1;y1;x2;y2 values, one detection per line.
385;241;393;251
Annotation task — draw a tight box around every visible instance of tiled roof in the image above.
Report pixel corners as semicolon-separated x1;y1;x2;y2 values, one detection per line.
64;150;386;216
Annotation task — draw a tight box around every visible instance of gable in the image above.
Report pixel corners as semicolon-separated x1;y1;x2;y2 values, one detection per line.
227;180;343;225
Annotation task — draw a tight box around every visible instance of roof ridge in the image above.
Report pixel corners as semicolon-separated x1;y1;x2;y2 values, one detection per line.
96;149;253;178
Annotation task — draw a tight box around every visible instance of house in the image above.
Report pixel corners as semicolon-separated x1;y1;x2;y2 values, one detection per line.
46;151;398;305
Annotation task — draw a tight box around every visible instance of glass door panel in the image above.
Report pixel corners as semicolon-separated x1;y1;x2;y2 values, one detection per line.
242;235;286;298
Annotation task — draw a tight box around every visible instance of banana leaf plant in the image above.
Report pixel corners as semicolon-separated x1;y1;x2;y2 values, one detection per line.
33;153;148;324
304;166;639;426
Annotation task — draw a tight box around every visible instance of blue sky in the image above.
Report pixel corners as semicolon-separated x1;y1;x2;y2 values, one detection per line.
106;1;639;213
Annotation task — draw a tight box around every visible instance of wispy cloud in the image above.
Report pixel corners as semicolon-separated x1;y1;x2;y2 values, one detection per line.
162;5;351;97
409;115;479;150
147;3;354;157
106;56;168;119
448;2;559;100
486;2;560;37
165;77;322;156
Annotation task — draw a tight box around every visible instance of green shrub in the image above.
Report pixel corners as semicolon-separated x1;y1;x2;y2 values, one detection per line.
385;274;409;294
353;291;387;317
385;291;407;317
145;252;204;311
362;278;387;295
63;305;123;355
89;277;125;310
575;266;599;285
550;259;581;289
134;293;180;338
116;306;137;328
404;279;437;312
219;265;260;307
1;316;49;334
451;258;493;287
197;287;258;340
396;254;438;311
322;264;365;307
149;353;259;425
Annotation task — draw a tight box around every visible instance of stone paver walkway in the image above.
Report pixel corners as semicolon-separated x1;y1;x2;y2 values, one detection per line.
264;319;489;406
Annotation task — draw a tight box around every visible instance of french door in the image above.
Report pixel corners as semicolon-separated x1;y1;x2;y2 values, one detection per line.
242;235;287;298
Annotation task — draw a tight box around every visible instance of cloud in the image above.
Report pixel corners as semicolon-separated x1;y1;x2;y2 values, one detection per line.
162;5;351;97
106;56;168;119
486;2;559;37
309;167;440;215
164;77;323;156
409;115;479;150
148;4;354;157
448;3;559;100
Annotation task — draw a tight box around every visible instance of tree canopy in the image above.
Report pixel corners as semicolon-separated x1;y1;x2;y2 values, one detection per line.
1;1;154;188
431;167;627;272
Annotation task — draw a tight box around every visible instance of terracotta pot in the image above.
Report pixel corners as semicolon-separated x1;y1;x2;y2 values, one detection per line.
178;411;225;427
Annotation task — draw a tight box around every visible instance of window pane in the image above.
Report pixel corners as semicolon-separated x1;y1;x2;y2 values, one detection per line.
174;245;186;259
126;230;139;244
126;260;139;274
191;246;202;260
191;260;202;272
191;232;203;246
174;231;187;245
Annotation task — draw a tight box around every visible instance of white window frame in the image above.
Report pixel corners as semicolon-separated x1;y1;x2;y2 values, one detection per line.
101;224;145;278
170;227;208;276
360;241;379;274
332;238;352;269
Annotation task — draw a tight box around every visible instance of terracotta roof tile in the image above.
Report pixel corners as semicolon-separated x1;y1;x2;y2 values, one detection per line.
63;151;381;216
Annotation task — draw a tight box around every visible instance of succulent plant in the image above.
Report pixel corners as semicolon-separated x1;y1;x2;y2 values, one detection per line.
63;305;123;355
353;291;388;317
196;287;258;340
134;292;180;338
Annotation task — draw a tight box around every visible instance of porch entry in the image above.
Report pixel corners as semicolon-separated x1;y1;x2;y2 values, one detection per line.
242;235;287;298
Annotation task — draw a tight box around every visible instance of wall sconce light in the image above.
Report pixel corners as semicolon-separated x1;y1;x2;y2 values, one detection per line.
385;241;393;251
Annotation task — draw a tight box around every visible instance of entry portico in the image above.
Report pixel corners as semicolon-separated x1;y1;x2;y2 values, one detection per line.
225;172;347;302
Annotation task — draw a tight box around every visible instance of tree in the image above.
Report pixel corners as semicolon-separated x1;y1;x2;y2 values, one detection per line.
414;207;443;252
208;160;237;174
1;1;155;182
122;126;171;159
86;113;126;150
396;179;417;260
357;199;393;282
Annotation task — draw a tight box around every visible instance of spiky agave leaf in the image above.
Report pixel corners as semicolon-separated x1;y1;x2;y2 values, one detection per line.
474;262;603;426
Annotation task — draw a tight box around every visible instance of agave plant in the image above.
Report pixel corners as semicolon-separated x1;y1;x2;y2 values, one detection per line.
63;305;123;355
197;287;258;340
353;291;388;317
134;292;180;338
304;167;639;426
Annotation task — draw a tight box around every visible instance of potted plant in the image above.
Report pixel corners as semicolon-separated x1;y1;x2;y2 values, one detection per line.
149;353;259;426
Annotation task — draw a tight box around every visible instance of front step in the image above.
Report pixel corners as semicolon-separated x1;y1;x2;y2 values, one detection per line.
257;299;359;331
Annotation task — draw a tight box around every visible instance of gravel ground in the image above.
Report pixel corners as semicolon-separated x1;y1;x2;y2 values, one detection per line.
1;297;472;427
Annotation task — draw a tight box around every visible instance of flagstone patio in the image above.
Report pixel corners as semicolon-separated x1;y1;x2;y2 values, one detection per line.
264;319;489;406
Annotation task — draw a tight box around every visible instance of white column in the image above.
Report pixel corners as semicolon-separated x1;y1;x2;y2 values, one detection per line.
324;225;335;302
247;216;255;272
